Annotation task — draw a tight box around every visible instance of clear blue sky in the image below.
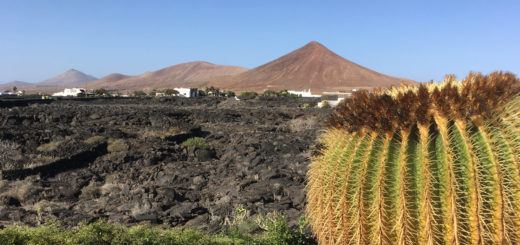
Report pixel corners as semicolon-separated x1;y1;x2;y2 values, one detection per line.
1;0;519;83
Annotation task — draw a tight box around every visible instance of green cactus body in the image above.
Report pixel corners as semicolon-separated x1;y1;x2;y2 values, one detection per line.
306;72;520;244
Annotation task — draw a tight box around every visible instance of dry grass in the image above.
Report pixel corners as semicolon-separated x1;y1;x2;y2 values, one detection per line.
27;200;69;213
0;178;41;203
37;139;65;152
23;155;58;169
140;127;180;140
100;182;122;196
107;138;129;152
0;139;22;169
104;173;120;183
83;136;105;145
287;117;318;132
80;182;101;199
130;199;153;217
0;180;7;190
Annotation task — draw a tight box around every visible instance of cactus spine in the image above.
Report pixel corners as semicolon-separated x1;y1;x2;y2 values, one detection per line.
306;72;520;244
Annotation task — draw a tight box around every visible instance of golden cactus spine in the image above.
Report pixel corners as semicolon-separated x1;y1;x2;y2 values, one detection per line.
306;72;520;244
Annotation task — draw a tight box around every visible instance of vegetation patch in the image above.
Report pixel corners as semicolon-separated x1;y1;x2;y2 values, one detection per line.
140;127;180;140
238;91;258;99
36;139;65;152
181;137;207;149
83;136;105;145
0;139;21;170
107;139;129;153
79;182;101;199
0;214;310;245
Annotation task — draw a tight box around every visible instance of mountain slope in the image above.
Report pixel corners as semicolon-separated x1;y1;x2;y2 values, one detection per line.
215;41;413;92
85;62;247;91
1;81;33;87
39;69;97;86
83;73;130;89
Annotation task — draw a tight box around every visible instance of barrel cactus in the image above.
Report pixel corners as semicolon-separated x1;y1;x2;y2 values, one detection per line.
306;72;520;244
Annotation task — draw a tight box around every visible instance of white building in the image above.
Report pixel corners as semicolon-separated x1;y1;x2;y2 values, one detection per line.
52;88;86;97
287;89;321;98
174;88;199;98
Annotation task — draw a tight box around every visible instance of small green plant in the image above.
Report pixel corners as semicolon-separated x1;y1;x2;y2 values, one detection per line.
255;212;306;245
238;91;258;99
262;90;276;97
236;204;246;214
226;91;235;97
302;103;310;109
181;137;207;149
319;100;330;108
93;88;110;97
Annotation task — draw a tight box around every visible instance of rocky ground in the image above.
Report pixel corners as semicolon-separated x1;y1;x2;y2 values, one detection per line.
0;96;330;234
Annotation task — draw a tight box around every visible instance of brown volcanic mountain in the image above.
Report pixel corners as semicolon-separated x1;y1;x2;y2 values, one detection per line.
39;69;97;86
0;80;33;88
83;73;130;89
85;62;247;91
215;41;413;93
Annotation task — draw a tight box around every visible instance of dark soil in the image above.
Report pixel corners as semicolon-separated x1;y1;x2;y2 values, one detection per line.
0;96;329;235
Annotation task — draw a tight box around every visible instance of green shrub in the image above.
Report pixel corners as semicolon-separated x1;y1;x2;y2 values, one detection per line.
181;137;206;149
0;216;310;245
257;213;306;245
238;91;258;99
94;88;110;97
226;91;235;97
319;100;329;108
133;91;147;98
0;222;67;245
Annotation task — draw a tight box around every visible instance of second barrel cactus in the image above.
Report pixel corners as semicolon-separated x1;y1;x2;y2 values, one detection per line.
306;72;520;244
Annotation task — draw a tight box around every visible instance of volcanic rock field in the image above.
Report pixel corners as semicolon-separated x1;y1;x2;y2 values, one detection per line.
0;97;329;233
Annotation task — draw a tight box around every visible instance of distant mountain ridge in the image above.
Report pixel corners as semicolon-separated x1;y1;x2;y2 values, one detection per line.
84;62;248;91
39;69;97;86
5;41;414;94
85;41;413;93
213;41;413;93
1;81;33;87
